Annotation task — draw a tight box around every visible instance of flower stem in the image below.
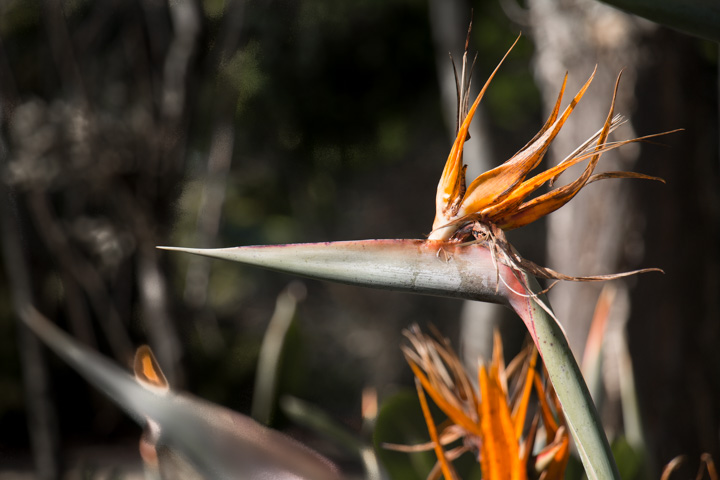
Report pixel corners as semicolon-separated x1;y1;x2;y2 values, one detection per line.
517;273;620;480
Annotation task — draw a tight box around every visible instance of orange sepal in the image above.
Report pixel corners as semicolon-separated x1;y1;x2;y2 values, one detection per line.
407;360;483;437
415;378;458;480
433;35;521;235
478;364;526;480
512;347;538;440
458;68;596;220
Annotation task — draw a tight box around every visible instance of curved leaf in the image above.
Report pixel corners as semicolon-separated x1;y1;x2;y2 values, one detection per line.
21;306;342;480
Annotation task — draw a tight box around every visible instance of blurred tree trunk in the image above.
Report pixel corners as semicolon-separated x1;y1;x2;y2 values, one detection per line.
528;0;653;357
528;0;720;473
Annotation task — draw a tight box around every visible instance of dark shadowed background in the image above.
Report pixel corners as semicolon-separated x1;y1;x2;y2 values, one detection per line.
0;0;717;478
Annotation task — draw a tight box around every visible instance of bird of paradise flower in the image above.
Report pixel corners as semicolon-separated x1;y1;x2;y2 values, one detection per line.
430;34;680;288
386;325;569;480
158;30;680;480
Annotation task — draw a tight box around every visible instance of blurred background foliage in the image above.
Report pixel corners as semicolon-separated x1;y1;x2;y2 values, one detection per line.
0;0;717;478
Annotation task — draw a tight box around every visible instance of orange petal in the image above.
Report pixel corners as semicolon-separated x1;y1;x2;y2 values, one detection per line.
700;453;718;480
586;170;665;185
496;78;678;230
479;364;526;480
512;348;538;440
408;360;482;437
477;112;626;224
490;329;508;395
432;35;521;236
514;73;568;157
134;345;169;392
534;426;570;480
490;70;621;230
521;414;540;469
415;378;458;480
661;456;686;480
459;68;596;218
533;375;558;443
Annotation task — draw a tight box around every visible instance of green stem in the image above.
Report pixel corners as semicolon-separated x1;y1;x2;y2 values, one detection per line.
519;274;620;480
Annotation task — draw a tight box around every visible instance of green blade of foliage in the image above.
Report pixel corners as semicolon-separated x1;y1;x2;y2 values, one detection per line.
21;305;342;480
252;284;302;425
159;240;516;305
599;0;720;42
513;273;620;480
160;240;620;479
280;396;386;480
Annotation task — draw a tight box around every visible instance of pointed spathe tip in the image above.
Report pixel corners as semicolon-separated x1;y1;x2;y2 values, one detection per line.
157;245;194;252
156;245;226;257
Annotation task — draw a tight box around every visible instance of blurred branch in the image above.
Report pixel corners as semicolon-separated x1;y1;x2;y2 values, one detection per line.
0;29;60;478
0;35;18;116
183;1;245;349
182;120;235;340
58;270;96;349
41;0;87;102
0;127;60;480
27;193;134;361
159;0;201;174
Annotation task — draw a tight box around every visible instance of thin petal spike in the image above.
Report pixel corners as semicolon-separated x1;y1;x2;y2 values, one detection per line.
491;70;621;230
512;348;538;440
515;73;568;155
459;68;597;217
382;441;436;453
700;454;718;480
522;414;540;469
432;35;521;237
428;463;444;480
415;378;457;480
491;328;505;389
408;361;482;437
661;456;686;480
494;134;671;230
534;375;559;442
587;171;665;184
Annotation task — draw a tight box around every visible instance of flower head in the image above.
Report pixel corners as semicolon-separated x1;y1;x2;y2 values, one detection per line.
386;325;569;480
430;36;672;243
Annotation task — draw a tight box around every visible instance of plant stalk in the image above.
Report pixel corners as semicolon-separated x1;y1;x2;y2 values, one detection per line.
159;239;621;479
